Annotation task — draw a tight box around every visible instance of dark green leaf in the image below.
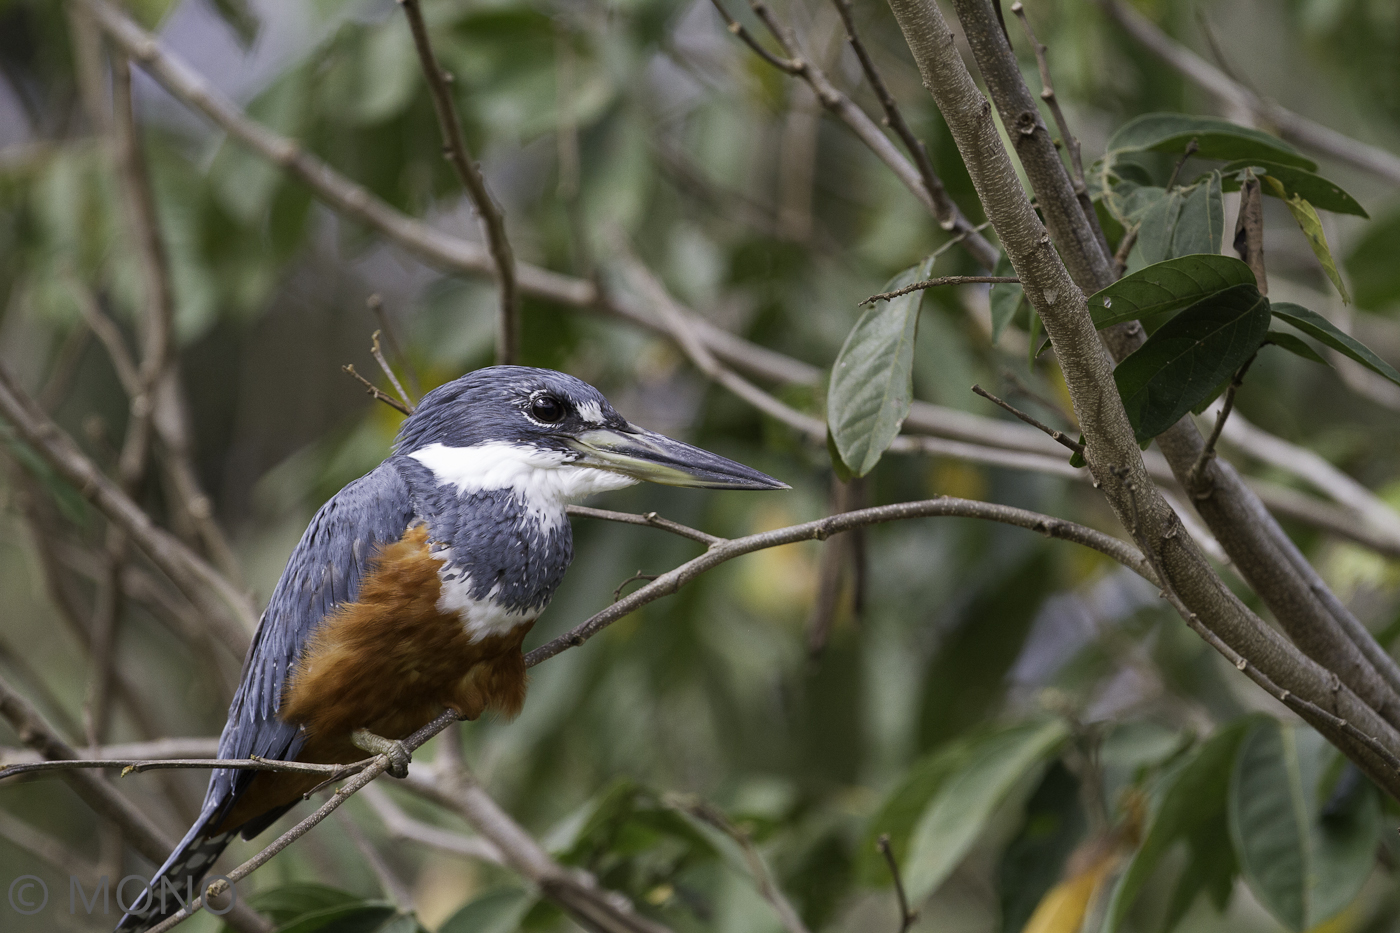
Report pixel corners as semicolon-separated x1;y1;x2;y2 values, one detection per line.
828;257;933;476
903;719;1069;904
1219;160;1368;217
1270;302;1400;386
1027;308;1043;369
276;903;399;933
1137;172;1224;265
1068;436;1086;468
209;0;259;46
990;253;1023;343
1105;113;1315;169
1229;719;1379;931
1113;284;1271;442
439;888;536;933
998;762;1086;933
1263;331;1329;366
826;429;854;482
1089;255;1257;329
247;884;363;924
1100;721;1247;933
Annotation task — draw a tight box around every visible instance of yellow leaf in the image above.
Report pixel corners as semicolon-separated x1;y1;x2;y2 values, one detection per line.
1264;175;1351;304
1021;844;1120;933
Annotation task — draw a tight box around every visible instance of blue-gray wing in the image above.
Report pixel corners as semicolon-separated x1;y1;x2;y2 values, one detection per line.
204;460;417;826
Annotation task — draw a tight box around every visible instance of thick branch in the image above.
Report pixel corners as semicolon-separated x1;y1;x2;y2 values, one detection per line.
885;0;1400;796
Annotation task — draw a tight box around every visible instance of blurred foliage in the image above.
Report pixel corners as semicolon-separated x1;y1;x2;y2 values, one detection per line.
0;0;1398;932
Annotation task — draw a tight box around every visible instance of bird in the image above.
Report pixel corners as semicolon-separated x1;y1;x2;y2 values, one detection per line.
117;365;785;931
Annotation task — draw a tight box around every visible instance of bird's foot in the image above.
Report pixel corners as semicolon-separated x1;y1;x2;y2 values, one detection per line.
351;729;411;779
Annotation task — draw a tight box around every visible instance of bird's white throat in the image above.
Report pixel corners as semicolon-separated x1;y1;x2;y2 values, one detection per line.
410;441;637;526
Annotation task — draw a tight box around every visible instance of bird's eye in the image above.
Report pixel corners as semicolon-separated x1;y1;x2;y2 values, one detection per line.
530;395;566;424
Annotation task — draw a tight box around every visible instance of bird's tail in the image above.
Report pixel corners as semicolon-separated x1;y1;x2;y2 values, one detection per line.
115;808;235;932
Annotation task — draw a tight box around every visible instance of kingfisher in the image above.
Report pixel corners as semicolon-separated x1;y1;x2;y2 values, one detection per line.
118;366;784;931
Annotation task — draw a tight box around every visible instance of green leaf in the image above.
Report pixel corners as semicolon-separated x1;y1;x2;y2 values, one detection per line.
826;429;854;482
1229;719;1379;931
1105;113;1315;169
1113;284;1271;442
998;762;1086;933
1027;308;1043;369
1089;255;1257;329
903;719;1070;904
1270;301;1400;386
989;253;1023;343
209;0;259;45
276;903;399;933
1219;160;1368;217
1264;178;1351;303
439;888;537;933
1100;722;1247;933
828;257;933;476
1137;172;1224;265
1263;331;1329;366
861;737;979;883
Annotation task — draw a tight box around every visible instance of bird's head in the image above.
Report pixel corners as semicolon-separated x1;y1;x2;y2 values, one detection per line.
394;366;787;491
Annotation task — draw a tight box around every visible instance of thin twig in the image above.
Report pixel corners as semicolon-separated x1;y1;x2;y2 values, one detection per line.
1165;139;1199;191
0;756;373;781
342;364;412;416
566;504;724;546
0;737;221;763
366;294;422;399
876;834;917;933
705;0;999;267
708;0;802;74
613;571;661;602
1009;1;1109;256
371;331;416;413
1187;353;1256;494
830;0;953;228
360;784;504;865
972;384;1084;454
864;275;1019;304
398;0;519;364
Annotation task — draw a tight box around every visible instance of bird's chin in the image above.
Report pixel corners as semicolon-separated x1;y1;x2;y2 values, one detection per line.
565;427;789;490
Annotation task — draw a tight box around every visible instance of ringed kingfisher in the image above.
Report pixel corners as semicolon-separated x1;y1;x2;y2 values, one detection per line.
118;366;784;931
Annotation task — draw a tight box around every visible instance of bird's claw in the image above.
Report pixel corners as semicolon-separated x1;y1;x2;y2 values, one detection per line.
351;729;412;779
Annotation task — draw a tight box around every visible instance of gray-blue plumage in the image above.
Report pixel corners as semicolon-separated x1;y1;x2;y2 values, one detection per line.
118;366;783;932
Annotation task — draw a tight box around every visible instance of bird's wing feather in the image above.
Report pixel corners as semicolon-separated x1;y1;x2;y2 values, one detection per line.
204;460;417;824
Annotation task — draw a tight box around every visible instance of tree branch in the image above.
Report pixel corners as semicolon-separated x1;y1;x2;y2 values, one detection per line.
885;0;1400;796
1093;0;1400;186
863;275;1019;304
398;0;519;364
706;0;999;267
525;496;1157;667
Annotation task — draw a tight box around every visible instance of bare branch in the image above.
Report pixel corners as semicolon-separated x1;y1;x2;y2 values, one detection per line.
367;294;421;400
1093;0;1400;186
705;0;999;266
1008;1;1109;258
342;363;412;416
0;756;371;781
829;0;951;221
403;767;675;933
360;784;504;865
863;275;1019;304
398;0;519;364
0;361;258;645
875;834;917;933
370;331;416;413
0;737;220;763
885;0;1400;795
526;496;1156;667
972;384;1084;454
1188;354;1257;493
707;0;802;74
566;505;724;546
143;710;459;933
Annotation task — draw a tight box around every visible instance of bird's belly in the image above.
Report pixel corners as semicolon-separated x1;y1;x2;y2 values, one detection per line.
281;524;536;753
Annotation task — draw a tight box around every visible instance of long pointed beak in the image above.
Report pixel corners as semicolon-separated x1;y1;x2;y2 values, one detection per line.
567;426;789;490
